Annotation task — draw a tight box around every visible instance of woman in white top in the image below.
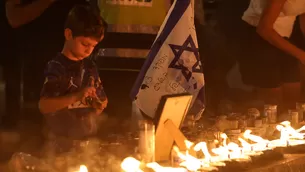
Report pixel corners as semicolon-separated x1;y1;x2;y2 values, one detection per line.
238;0;305;110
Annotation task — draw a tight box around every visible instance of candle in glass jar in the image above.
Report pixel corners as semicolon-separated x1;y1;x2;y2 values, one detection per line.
138;120;155;163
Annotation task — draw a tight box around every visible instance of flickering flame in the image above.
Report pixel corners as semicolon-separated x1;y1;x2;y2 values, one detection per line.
121;157;143;172
269;121;305;147
121;121;305;172
173;146;203;171
193;142;226;167
242;130;271;152
120;157;187;172
77;165;88;172
146;162;187;172
243;130;269;144
238;138;263;156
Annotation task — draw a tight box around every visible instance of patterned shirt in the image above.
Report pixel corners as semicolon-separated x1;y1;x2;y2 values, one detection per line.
40;53;107;139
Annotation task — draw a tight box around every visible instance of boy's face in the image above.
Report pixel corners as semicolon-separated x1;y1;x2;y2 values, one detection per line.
64;28;104;60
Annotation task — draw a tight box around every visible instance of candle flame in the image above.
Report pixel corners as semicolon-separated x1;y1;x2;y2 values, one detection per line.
76;165;88;172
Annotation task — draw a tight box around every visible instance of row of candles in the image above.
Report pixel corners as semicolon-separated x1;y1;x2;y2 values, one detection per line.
120;121;305;172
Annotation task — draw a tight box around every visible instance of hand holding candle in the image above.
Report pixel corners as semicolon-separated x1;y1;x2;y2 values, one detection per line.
87;76;108;110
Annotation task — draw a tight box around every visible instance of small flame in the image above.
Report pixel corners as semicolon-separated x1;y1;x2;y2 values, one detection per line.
243;130;271;152
121;157;143;172
146;162;187;172
76;165;88;172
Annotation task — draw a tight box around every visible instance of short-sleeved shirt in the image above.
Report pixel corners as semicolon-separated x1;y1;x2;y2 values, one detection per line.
40;53;107;139
242;0;305;37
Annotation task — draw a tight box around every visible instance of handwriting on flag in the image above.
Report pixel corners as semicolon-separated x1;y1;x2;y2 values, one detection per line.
141;35;203;94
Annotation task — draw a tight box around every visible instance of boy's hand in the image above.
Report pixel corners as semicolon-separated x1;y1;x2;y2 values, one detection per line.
92;98;108;110
78;87;97;101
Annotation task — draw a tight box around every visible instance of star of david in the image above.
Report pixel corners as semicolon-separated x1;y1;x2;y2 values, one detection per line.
168;35;202;82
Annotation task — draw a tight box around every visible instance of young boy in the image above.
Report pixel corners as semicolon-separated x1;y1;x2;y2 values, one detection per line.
39;5;108;151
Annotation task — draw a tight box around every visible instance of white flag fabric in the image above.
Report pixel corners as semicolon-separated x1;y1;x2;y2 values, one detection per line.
130;0;205;118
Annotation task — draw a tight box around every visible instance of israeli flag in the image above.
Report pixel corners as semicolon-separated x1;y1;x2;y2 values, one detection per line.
130;0;205;119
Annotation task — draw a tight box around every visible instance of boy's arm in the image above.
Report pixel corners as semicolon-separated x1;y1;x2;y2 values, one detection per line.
39;61;96;114
39;87;97;114
5;0;55;28
39;92;80;115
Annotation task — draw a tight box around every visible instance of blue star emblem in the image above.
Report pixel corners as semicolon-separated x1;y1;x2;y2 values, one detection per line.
168;35;202;82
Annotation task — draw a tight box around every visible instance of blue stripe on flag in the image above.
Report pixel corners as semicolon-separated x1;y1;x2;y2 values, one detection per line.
130;0;191;100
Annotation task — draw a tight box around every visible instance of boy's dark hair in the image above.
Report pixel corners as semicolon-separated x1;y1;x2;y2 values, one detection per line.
64;5;107;40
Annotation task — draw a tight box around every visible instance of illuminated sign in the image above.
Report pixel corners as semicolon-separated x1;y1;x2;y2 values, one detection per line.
106;0;153;7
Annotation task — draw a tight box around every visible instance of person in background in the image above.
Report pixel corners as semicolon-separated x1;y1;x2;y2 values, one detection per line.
237;0;305;111
1;0;21;128
5;0;89;123
39;5;108;153
290;17;305;101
